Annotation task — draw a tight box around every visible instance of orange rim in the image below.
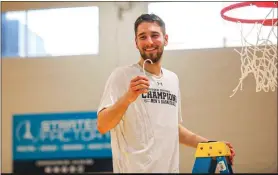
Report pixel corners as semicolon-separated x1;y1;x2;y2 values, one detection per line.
220;1;278;26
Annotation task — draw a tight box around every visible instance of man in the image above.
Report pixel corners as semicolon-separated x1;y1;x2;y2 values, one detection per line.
97;13;235;173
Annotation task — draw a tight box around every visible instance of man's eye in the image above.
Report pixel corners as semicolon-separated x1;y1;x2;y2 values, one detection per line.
140;36;146;40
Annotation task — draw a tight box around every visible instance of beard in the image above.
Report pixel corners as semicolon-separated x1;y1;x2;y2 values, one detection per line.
139;46;164;63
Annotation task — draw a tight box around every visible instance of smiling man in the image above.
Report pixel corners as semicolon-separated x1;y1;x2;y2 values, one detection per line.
97;13;235;173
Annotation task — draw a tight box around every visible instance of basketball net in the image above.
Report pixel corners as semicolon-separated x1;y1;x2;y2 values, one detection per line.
221;2;277;97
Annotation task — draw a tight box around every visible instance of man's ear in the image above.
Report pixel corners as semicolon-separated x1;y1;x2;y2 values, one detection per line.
164;34;168;46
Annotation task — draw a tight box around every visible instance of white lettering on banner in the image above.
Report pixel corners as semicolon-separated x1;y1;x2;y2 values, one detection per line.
15;118;112;155
36;160;71;166
39;119;110;142
87;143;111;150
40;145;57;151
17;146;36;152
62;144;84;151
36;159;94;167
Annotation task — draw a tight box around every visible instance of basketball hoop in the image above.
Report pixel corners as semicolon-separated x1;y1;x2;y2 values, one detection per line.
220;2;278;97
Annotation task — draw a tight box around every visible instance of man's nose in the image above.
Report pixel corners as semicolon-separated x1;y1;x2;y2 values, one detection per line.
145;36;154;45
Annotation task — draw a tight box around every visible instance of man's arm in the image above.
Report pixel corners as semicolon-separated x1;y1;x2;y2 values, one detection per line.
178;124;209;148
97;93;131;134
97;75;149;134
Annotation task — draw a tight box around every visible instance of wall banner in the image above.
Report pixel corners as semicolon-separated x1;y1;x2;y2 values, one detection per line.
12;111;113;174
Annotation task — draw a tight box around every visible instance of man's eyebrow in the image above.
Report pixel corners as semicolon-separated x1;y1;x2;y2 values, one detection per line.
138;31;160;37
138;32;146;37
151;31;160;35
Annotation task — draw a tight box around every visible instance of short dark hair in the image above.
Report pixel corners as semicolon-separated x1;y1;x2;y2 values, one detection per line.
134;13;166;36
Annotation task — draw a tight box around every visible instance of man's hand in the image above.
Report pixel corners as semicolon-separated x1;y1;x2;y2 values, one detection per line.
225;142;235;165
126;75;150;103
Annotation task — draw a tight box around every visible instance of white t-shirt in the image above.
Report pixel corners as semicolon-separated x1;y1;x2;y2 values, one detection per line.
97;63;183;173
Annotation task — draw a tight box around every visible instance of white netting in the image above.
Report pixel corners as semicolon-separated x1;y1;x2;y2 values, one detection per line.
230;8;278;97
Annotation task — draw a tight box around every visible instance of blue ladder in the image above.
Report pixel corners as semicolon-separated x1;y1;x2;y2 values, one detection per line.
192;141;234;174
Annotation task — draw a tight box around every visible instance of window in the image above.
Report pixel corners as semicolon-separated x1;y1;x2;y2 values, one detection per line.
1;6;99;58
148;2;277;50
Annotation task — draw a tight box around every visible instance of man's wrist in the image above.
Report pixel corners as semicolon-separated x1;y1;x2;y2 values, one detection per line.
122;92;133;106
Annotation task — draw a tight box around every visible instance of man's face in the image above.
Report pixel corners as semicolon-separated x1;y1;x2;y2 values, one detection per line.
135;22;168;63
